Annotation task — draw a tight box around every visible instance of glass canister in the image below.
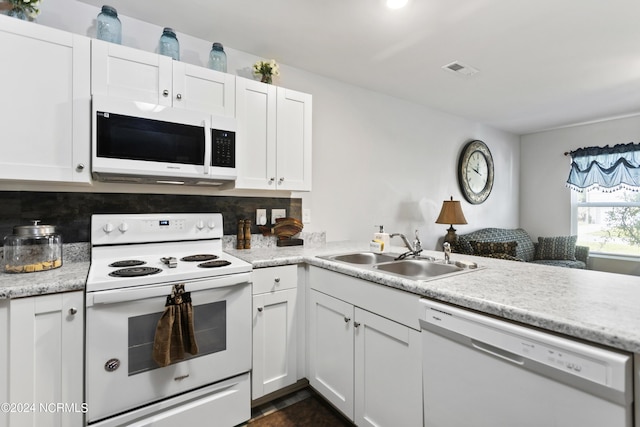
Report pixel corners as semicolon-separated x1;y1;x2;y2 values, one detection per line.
3;221;63;273
96;5;122;44
159;27;180;60
208;42;227;73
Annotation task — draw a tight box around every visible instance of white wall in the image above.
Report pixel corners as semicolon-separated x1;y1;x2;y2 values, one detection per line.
521;115;640;274
35;0;521;248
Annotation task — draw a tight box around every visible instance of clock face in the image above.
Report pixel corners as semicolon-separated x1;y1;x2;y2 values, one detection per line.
458;140;494;204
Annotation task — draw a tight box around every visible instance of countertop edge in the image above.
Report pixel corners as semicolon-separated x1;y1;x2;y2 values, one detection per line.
3;242;639;355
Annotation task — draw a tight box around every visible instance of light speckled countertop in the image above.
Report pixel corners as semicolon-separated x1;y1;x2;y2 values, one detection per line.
227;241;640;354
3;240;640;354
0;243;90;299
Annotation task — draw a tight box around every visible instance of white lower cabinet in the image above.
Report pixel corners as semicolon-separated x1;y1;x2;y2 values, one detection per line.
308;267;423;426
252;265;298;400
7;292;84;427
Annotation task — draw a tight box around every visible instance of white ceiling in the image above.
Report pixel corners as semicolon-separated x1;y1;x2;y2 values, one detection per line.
79;0;640;135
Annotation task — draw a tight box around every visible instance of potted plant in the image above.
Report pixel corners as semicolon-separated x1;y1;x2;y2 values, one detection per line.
253;59;280;84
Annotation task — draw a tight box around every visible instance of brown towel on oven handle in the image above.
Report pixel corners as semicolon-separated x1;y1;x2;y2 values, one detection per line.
152;284;199;367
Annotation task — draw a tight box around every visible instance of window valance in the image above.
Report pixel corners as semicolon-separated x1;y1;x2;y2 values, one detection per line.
566;142;640;192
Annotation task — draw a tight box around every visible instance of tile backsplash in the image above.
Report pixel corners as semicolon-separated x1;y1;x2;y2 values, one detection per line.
0;191;301;244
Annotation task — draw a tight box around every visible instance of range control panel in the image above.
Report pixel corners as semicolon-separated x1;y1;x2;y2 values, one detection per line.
91;213;223;245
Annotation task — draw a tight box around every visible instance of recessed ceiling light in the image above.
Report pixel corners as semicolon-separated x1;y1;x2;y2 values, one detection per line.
386;0;408;9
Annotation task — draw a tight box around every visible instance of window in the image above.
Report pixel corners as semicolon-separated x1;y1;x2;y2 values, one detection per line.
573;189;640;256
567;142;640;257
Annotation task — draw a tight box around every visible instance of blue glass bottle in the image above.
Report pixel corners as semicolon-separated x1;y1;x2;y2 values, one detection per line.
96;5;122;44
159;27;180;61
208;42;227;73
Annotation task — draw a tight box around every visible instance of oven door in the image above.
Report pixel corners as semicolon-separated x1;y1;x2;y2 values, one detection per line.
85;274;251;424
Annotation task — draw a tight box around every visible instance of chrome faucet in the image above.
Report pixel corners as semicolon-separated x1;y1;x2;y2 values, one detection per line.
443;242;451;264
390;230;422;260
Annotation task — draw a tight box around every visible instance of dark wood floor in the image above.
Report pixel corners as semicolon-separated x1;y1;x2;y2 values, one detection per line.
246;389;354;427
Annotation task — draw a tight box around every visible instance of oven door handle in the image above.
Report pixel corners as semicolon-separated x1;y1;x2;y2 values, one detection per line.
86;272;251;306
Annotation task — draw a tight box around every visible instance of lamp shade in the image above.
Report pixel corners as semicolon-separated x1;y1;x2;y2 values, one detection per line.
435;197;468;225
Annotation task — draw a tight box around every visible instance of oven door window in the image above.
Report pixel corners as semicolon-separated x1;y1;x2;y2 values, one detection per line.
96;112;205;165
128;301;226;376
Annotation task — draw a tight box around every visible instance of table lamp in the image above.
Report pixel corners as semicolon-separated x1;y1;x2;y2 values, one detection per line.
435;196;468;245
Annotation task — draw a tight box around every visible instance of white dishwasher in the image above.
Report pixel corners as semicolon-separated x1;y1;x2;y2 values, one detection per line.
420;299;633;427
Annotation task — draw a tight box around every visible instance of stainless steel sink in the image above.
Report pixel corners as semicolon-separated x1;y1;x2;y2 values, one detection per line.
374;259;463;280
325;252;396;264
318;251;478;282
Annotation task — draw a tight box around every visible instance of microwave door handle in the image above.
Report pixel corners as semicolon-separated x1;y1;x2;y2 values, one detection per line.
203;119;211;175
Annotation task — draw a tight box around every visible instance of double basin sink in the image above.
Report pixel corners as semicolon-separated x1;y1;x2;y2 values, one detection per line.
318;251;479;281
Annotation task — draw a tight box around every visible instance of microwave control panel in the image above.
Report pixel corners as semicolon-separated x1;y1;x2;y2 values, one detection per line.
212;129;235;168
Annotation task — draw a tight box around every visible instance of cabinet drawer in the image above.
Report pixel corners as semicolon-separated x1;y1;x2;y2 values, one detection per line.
252;265;297;294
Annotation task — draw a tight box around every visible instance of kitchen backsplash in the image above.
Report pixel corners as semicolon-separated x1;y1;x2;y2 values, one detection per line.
0;191;301;244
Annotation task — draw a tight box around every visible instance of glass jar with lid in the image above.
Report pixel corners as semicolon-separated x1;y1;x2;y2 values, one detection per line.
3;221;63;273
159;27;180;60
208;42;227;72
96;5;122;44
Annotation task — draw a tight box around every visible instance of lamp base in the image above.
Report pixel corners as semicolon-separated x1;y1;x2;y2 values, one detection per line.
443;225;458;245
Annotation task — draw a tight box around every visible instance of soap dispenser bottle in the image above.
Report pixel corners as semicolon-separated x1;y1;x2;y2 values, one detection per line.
373;225;391;253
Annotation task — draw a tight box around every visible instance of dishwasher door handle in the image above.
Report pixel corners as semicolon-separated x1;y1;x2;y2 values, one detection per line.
471;339;525;365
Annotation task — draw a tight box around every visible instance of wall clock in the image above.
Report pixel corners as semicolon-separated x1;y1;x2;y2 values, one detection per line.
458;140;494;204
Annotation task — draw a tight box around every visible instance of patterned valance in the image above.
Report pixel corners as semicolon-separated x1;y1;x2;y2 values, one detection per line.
566;142;640;192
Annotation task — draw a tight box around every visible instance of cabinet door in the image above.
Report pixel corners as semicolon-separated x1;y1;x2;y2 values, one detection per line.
234;77;277;190
252;288;297;399
354;308;422;427
308;290;354;420
276;88;312;191
0;17;91;183
172;62;236;117
92;39;173;105
8;292;84;427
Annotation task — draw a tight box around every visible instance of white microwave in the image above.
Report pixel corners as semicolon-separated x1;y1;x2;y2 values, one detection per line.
91;95;237;186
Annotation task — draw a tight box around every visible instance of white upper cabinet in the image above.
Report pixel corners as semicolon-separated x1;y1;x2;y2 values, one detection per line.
0;16;91;183
235;77;312;191
91;39;235;117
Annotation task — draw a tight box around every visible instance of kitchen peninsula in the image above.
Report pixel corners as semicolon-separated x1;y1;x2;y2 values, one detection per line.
2;241;640;426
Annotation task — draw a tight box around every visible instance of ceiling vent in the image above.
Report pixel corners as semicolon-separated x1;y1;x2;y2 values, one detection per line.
442;61;479;77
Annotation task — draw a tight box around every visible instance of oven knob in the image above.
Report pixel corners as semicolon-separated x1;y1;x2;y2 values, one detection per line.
103;222;115;233
196;220;205;230
104;358;120;372
207;220;216;229
118;222;129;233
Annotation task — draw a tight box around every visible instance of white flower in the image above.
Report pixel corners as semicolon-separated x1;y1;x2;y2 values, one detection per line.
253;59;280;78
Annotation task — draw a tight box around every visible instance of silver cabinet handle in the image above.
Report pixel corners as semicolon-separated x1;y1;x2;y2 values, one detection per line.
163;89;169;97
344;316;351;323
354;321;361;328
279;177;285;183
69;307;78;316
257;307;263;312
268;177;275;184
274;277;280;283
76;163;85;172
176;93;182;100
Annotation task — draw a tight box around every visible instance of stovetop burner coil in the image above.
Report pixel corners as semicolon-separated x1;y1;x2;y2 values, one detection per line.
108;267;163;277
109;260;146;268
180;254;219;262
197;260;232;268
